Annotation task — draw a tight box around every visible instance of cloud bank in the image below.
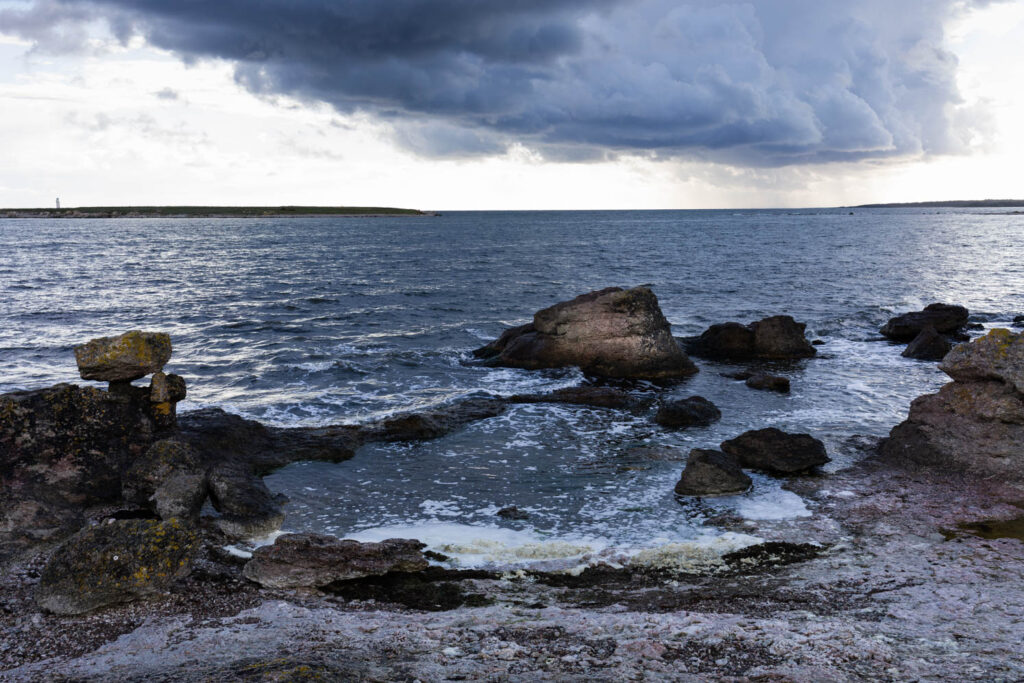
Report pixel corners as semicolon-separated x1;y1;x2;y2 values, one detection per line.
0;0;997;164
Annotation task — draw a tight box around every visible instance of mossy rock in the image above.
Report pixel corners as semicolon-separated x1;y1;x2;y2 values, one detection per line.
35;518;199;615
74;331;172;382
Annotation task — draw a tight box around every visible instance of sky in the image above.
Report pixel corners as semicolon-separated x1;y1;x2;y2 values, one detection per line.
0;0;1022;210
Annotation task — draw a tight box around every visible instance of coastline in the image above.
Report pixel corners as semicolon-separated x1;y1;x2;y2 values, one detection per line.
0;206;433;219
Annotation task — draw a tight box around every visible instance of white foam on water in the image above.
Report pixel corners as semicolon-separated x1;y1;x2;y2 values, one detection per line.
735;488;812;520
628;532;762;571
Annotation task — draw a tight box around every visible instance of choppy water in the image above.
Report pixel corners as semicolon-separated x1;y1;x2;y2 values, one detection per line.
2;209;1021;567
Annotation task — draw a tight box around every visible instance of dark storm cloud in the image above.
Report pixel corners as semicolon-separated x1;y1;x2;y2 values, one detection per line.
0;0;1000;164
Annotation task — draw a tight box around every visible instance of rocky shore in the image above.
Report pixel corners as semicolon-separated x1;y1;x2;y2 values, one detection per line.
3;293;1024;680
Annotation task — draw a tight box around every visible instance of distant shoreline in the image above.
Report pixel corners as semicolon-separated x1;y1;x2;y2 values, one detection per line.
850;199;1024;209
0;205;432;219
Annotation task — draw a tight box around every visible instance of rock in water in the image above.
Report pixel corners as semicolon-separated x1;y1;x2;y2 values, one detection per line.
720;428;829;474
882;329;1024;487
939;328;1024;394
35;519;199;615
745;373;790;393
242;533;429;589
473;287;697;380
655;396;721;428
674;449;751;496
207;464;285;538
74;331;172;382
880;303;968;341
685;315;816;360
901;326;953;361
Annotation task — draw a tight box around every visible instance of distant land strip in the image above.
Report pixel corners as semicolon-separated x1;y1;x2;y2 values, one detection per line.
0;205;431;218
851;199;1024;209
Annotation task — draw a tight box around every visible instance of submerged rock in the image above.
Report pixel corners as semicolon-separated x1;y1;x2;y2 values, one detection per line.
242;533;429;589
901;326;953;361
496;505;530;520
473;287;698;380
35;518;199;615
674;449;751;496
509;386;639;410
720;428;829;474
880;303;968;341
684;315;815;360
655;396;721;428
882;329;1024;487
73;330;172;382
744;373;790;393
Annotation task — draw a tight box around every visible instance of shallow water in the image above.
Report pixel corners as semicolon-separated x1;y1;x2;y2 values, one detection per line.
2;209;1021;566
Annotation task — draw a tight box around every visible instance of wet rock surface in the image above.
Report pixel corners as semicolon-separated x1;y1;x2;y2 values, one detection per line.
508;386;641;410
901;325;953;360
73;331;172;382
720;428;830;474
674;448;751;496
684;315;816;360
880;303;969;341
654;396;721;428
473;286;698;380
242;534;430;589
34;519;199;615
744;372;791;393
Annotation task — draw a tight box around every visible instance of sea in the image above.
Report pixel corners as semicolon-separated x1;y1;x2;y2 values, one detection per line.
2;209;1021;568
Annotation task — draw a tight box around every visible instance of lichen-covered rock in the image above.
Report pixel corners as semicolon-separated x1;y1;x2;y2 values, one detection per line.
880;303;968;341
939;328;1024;394
152;473;208;522
242;533;429;588
674;449;751;496
35;518;199;615
685;315;815;360
74;331;172;382
882;331;1024;487
655;396;721;428
473;287;697;380
720;428;829;474
901;326;953;361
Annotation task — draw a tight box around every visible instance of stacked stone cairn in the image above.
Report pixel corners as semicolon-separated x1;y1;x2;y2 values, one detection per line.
73;330;186;429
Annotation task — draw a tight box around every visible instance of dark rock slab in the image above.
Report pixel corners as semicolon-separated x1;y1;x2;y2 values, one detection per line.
684;315;815;360
745;373;790;393
361;398;507;442
73;331;172;382
674;449;751;496
35;519;199;615
880;303;969;341
242;533;429;589
720;428;829;474
901;326;953;361
509;386;639;410
655;396;721;428
473;287;698;380
497;505;530;520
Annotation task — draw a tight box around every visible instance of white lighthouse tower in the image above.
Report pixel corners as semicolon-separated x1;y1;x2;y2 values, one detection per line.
56;197;60;209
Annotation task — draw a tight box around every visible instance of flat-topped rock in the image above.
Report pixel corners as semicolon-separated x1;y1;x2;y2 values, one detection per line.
880;303;968;341
720;428;829;474
74;331;172;382
940;328;1024;394
243;533;429;589
473;287;697;380
684;315;816;360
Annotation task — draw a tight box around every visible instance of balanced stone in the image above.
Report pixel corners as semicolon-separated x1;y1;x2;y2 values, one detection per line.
35;518;199;615
473;287;697;380
243;533;429;589
74;331;172;382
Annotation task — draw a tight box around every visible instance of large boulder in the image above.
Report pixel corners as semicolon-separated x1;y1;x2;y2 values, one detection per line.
74;331;172;382
720;428;829;474
207;463;285;538
655;396;721;428
881;329;1024;487
473;287;698;380
35;519;199;615
242;533;429;588
684;315;816;360
674;449;751;496
880;303;968;341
